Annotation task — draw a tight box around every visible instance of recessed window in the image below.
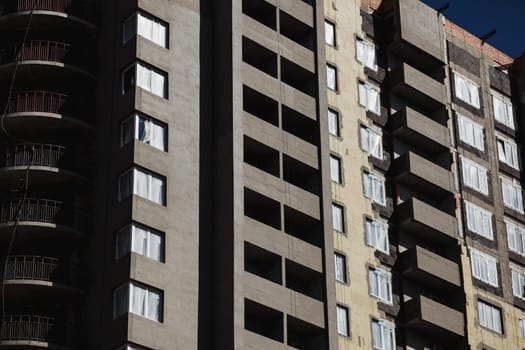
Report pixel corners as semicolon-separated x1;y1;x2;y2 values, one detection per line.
325;20;336;46
461;157;489;195
496;134;519;170
327;64;338;91
520;319;525;339
363;172;386;205
453;71;480;109
506;219;525;256
122;62;167;98
371;320;395;350
328;108;340;137
365;218;389;254
358;82;380;115
118;167;166;205
116;223;164;262
330;155;342;184
356;37;377;71
477;300;503;334
114;282;163;322
457;114;484;151
360;126;383;159
464;201;493;240
336;305;349;337
369;268;392;304
332;203;345;233
492;91;515;129
121;113;167;152
511;267;525;300
334;253;347;283
501;176;524;213
124;12;168;48
470;248;498;287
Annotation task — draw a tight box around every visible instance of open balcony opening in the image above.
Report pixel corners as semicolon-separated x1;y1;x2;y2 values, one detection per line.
242;0;276;30
283;205;321;247
243;86;278;126
244;136;280;177
282;105;318;145
243;37;277;78
279;10;314;50
285;259;323;301
244;188;281;230
283;154;319;195
287;315;327;350
244;299;284;342
244;242;282;285
281;57;315;97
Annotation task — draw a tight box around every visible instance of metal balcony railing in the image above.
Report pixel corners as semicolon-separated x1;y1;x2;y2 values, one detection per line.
0;198;61;225
0;314;55;342
17;0;72;12
17;40;70;62
2;143;66;169
8;91;67;114
1;255;60;282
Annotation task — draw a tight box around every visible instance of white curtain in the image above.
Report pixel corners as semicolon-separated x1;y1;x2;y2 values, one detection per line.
493;94;514;129
151;176;164;204
131;283;147;316
336;306;348;336
137;13;153;42
371;321;381;348
148;231;162;261
455;73;480;108
367;86;380;114
335;254;345;282
330;156;341;183
332;204;343;232
358;83;368;107
327;65;336;90
458;114;484;150
136;63;151;92
151;122;166;151
134;168;149;199
132;225;148;256
512;270;525;298
152;21;167;47
151;70;165;97
147;289;161;320
137;115;152;143
325;21;335;46
328;109;338;136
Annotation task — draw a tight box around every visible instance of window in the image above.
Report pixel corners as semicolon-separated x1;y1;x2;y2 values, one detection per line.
122;62;167;98
121;114;167;152
327;64;337;90
325;20;335;46
520;319;525;339
328;108;340;136
461;157;489;195
356;38;377;71
124;12;168;48
358;82;380;115
332;203;344;232
335;253;347;283
464;201;493;240
477;300;503;334
511;267;525;300
496;134;519;169
372;320;395;350
470;248;498;287
457;114;484;151
330;155;342;184
360;126;383;159
114;282;163;322
363;172;386;205
453;72;480;108
506;219;525;256
116;223;164;262
369;268;392;304
366;218;389;254
118;167;166;205
336;305;349;337
501;176;524;213
492;91;515;129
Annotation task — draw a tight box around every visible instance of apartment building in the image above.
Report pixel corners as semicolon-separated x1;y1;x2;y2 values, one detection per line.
0;0;524;349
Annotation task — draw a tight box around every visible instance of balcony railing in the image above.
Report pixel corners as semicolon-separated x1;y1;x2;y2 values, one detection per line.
8;91;67;114
17;0;72;12
0;314;55;342
6;0;96;22
1;255;62;282
2;143;66;169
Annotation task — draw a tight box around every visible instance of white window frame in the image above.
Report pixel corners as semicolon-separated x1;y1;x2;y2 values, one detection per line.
327;64;337;91
330;155;342;184
113;282;163;322
520;318;525;339
325;20;336;47
356;37;378;71
363;172;386;206
122;62;167;98
360;126;383;160
116;223;164;262
506;218;525;256
365;218;389;254
511;266;525;300
453;71;480;109
477;300;503;334
501;176;524;213
369;268;393;305
492;90;515;130
332;203;345;233
371;319;396;350
470;248;499;287
121;113;167;152
496;133;519;170
336;305;349;337
123;12;168;48
328;108;340;137
358;82;380;115
335;253;347;283
464;201;493;240
460;156;489;195
118;167;166;205
457;113;484;151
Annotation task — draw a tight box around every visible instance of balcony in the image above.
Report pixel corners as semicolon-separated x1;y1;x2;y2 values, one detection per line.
0;144;86;188
391;152;453;199
1;255;81;299
396;197;458;243
404;295;465;339
390;62;446;110
0;41;95;81
400;246;461;290
388;106;449;155
0;314;70;348
0;198;86;240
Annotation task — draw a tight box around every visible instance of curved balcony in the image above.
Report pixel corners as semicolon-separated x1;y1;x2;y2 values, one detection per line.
0;198;86;241
1;255;81;299
0;314;70;349
0;0;96;32
0;40;95;82
0;143;87;188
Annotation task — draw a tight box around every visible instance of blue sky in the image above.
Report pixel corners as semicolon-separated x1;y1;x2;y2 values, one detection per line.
421;0;525;58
